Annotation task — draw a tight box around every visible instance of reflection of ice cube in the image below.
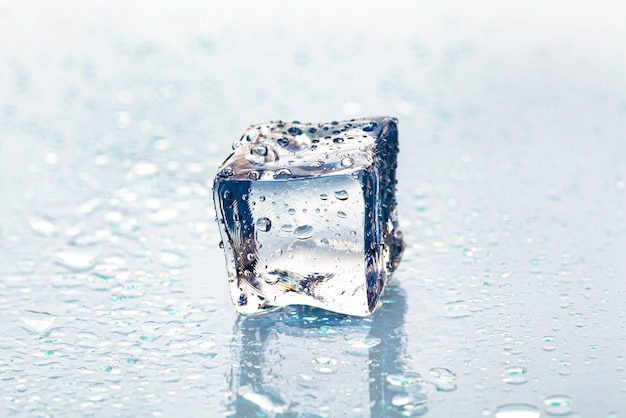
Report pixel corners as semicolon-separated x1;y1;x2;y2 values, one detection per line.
227;285;414;417
213;117;404;316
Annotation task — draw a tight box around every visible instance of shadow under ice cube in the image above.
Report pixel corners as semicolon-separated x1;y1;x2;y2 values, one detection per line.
213;116;404;316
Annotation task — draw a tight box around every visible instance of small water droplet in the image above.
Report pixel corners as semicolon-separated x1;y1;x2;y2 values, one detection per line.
280;224;294;233
320;238;330;246
320;193;328;200
256;217;272;232
344;335;381;348
277;137;289;147
223;190;233;200
544;395;573;416
334;190;349;200
428;367;457;391
392;393;428;416
294;225;314;240
248;171;260;180
386;372;422;387
503;366;528;385
333;137;344;144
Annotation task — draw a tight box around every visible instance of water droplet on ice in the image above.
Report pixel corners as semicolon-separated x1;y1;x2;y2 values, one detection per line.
334;190;349;200
294;225;314;240
256;217;272;232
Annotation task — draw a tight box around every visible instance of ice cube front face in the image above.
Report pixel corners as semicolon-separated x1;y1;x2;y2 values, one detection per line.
213;116;404;316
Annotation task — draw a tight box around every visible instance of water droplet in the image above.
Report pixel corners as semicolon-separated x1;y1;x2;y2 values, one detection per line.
29;216;57;237
444;300;469;318
133;160;158;176
280;224;293;233
239;388;290;414
256;217;272;232
344;335;381;348
334;190;349;200
248;171;260;180
294;225;314;240
544;395;573;416
503;366;528;385
273;168;292;179
223;190;233;200
392;393;428;416
386;372;422;387
277;137;289;147
494;403;540;418
341;157;354;167
320;238;330;246
287;208;295;215
313;356;336;366
428;367;457;391
55;249;97;272
337;211;347;218
160;251;188;268
320;193;328;200
149;209;180;224
333;137;344;144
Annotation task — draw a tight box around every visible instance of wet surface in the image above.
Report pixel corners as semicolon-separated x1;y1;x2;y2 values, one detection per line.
1;1;625;416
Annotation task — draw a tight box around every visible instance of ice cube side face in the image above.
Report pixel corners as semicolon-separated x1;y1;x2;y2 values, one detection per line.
213;116;403;316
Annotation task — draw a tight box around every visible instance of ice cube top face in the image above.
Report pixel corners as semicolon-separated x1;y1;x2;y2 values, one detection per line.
213;116;404;316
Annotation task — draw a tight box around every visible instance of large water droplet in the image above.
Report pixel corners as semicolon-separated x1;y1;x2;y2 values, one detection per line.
256;217;272;232
294;225;314;240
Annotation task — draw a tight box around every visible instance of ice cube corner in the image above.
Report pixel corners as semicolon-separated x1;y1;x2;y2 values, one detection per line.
213;116;404;316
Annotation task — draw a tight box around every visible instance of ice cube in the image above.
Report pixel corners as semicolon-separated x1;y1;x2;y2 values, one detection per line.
213;116;404;316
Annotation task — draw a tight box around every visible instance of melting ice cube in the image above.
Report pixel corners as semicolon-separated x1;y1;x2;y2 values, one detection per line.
213;116;404;316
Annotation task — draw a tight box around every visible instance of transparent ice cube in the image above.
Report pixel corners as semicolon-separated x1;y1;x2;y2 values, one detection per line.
213;116;404;316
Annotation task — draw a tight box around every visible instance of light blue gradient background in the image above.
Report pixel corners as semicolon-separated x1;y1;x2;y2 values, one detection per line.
1;1;625;416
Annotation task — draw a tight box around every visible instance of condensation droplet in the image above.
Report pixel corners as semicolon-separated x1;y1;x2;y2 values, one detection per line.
337;211;347;218
386;372;422;387
256;217;272;232
334;190;349;200
503;366;528;385
494;403;540;418
294;225;314;240
29;216;57;237
544;395;573;416
428;367;457;391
